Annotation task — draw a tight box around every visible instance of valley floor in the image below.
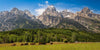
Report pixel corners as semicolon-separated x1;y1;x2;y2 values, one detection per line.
0;42;99;50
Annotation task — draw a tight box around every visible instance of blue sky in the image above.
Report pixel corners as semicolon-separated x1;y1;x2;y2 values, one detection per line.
0;0;100;15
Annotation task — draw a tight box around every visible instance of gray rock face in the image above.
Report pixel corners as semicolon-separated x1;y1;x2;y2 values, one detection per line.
24;10;36;19
11;8;20;14
81;7;92;14
42;5;62;17
0;6;100;33
37;6;100;33
76;7;100;20
75;7;100;32
77;7;92;17
38;5;62;27
0;8;38;31
61;9;76;19
38;15;62;27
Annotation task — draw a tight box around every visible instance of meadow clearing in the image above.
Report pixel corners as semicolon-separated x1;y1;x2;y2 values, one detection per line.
0;42;99;50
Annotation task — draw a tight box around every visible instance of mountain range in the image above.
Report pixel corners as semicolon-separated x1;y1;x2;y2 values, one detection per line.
0;5;100;33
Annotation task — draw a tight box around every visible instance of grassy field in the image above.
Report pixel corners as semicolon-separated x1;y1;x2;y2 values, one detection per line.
0;42;99;50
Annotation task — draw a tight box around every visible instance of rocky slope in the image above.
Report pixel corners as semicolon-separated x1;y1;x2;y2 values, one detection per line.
0;5;100;33
61;9;76;19
38;5;63;27
0;8;45;31
75;7;100;32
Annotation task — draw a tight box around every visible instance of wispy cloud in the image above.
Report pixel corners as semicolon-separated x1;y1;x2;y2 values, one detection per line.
38;3;44;7
67;7;82;13
56;7;82;13
35;1;49;16
55;3;86;13
92;9;100;14
45;1;48;4
35;8;45;16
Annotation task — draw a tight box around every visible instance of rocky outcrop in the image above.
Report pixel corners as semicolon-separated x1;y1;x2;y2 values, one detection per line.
76;7;100;20
24;10;36;19
0;6;100;33
42;5;62;17
61;9;76;19
75;7;100;32
0;8;43;31
38;5;62;27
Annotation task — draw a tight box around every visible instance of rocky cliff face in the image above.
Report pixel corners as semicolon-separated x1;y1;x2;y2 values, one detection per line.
61;9;76;19
76;7;100;20
0;8;44;31
75;7;100;32
24;10;36;19
38;5;63;27
0;6;100;33
43;5;62;17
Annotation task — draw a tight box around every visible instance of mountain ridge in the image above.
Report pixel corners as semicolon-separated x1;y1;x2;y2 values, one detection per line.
0;5;100;33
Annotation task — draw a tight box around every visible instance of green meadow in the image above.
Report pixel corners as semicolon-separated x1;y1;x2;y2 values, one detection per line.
0;42;99;50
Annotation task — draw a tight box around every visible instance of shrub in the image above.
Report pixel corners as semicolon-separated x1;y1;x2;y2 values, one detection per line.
11;44;16;46
39;43;46;45
30;43;35;45
20;43;24;46
24;43;28;45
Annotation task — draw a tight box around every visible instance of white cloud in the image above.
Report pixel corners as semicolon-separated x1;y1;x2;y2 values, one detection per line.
57;8;63;12
35;8;45;15
38;3;44;7
67;7;82;13
91;10;94;12
92;9;100;14
35;1;49;16
45;1;48;4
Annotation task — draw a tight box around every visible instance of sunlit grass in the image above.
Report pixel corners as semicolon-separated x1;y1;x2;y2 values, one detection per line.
0;42;99;50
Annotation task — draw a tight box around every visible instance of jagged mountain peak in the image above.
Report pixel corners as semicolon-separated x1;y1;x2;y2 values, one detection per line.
0;11;9;14
63;9;68;12
46;5;56;12
62;9;68;13
0;6;100;33
83;7;89;10
61;9;75;19
24;10;31;15
24;10;30;13
81;7;92;14
24;10;36;19
10;7;22;15
42;5;60;16
38;5;63;26
11;7;19;12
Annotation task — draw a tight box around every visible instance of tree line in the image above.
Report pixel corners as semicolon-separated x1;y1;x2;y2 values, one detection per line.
0;28;100;43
